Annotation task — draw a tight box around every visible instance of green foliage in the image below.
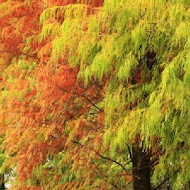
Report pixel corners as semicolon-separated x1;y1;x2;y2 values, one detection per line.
45;0;190;188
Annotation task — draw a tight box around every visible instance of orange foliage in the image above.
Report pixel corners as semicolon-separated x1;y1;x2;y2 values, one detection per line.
0;0;131;189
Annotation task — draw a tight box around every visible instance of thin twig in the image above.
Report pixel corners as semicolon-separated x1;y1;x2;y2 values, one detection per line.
56;83;102;112
127;144;133;160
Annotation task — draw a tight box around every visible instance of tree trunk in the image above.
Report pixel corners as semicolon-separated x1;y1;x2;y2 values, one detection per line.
0;174;5;190
132;145;151;190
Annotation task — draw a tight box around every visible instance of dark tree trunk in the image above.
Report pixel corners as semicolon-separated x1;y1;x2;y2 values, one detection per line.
132;145;151;190
0;174;5;190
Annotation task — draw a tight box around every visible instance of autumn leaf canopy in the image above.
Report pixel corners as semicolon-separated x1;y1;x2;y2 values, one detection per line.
1;0;190;189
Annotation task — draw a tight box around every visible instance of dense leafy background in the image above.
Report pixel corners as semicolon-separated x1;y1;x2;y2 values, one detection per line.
1;0;190;189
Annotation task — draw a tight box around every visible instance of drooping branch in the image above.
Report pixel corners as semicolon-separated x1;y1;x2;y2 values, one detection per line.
94;150;130;172
56;83;102;112
73;140;130;172
153;176;170;190
153;169;180;190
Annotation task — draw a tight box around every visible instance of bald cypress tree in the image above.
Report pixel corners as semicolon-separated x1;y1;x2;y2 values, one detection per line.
50;0;190;189
1;0;190;189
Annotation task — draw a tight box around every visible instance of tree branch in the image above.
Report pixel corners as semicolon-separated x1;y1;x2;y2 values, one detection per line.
127;143;133;160
56;83;102;112
73;140;130;172
153;169;180;190
94;150;129;172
